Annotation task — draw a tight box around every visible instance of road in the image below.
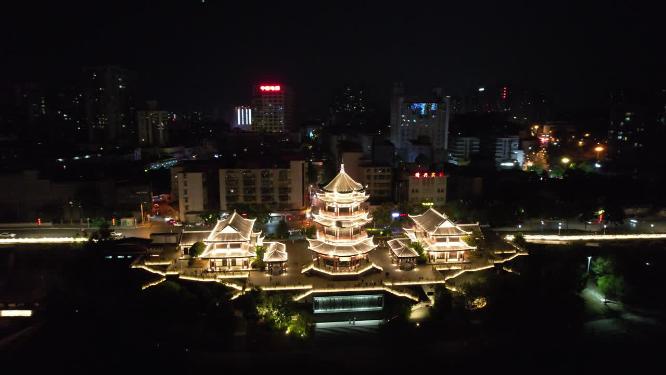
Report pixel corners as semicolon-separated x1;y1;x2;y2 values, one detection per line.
0;222;176;240
495;217;666;233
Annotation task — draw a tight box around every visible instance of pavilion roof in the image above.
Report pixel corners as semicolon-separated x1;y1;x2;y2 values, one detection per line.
387;238;419;258
409;208;470;236
207;212;258;242
322;164;364;193
263;242;288;263
307;237;376;257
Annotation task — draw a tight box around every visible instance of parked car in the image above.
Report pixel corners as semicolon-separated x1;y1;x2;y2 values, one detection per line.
0;232;17;238
110;232;125;239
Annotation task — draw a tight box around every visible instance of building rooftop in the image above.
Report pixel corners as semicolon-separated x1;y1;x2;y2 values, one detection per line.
263;242;288;263
387;238;419;258
409;208;469;236
206;212;258;242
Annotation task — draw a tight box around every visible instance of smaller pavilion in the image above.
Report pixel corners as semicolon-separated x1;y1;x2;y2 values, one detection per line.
263;242;288;275
387;238;419;270
404;208;476;263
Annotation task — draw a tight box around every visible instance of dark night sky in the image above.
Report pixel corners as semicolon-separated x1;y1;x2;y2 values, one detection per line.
1;0;664;119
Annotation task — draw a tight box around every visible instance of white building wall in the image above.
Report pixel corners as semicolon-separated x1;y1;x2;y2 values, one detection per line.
178;172;205;222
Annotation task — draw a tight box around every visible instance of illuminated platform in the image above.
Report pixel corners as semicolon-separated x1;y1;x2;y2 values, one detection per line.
313;294;384;314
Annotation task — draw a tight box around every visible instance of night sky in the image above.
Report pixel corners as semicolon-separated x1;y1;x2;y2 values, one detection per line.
2;0;664;118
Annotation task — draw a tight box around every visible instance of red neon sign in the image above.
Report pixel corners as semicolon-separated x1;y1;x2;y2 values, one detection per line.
414;172;445;178
259;85;281;92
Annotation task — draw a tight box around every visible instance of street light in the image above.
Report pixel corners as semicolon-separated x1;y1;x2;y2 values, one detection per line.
560;157;571;165
558;222;562;236
603;224;607;235
587;256;592;273
594;145;604;160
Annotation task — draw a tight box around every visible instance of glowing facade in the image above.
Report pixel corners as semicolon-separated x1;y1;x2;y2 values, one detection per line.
307;164;377;274
403;208;475;263
200;212;263;271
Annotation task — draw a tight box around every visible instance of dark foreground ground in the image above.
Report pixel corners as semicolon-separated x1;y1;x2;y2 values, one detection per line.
2;241;666;374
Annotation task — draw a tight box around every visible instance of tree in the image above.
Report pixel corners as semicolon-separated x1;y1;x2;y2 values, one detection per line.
591;256;616;276
512;233;527;249
409;242;428;264
461;234;479;247
372;203;393;229
200;210;219;225
303;225;316;238
190;241;206;258
253;246;266;269
276;220;289;239
597;274;625;299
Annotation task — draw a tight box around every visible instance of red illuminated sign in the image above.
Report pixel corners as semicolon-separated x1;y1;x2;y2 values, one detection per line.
259;85;281;92
414;172;445;178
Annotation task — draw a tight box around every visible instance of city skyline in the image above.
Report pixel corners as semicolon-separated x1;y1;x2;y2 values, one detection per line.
2;1;664;118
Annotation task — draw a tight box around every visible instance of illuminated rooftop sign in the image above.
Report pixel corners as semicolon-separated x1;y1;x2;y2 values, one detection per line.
414;172;445;178
259;85;281;92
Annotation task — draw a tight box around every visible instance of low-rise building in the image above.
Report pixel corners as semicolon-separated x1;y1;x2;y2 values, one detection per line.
176;171;208;223
219;159;305;211
361;166;393;202
405;169;447;207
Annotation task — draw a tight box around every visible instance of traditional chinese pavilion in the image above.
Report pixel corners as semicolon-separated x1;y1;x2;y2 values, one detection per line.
403;208;476;263
307;164;377;274
263;241;288;275
199;211;263;271
386;237;419;270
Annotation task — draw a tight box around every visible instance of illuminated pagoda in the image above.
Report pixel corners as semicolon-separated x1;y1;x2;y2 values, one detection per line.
403;208;476;263
306;164;378;275
200;211;263;271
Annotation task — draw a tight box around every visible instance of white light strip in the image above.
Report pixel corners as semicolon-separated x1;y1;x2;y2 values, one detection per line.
443;265;495;281
384;280;446;286
141;277;166;290
0;237;89;244
1;310;33;317
492;252;527;264
302;263;382;276
293;286;419;302
261;285;313;291
144;261;172;266
506;233;666;243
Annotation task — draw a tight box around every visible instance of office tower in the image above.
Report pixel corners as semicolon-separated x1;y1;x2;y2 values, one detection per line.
390;83;450;163
251;84;292;132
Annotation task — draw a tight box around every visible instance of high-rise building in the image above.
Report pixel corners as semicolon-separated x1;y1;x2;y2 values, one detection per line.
608;88;666;169
233;105;252;130
82;66;136;145
251;84;292;132
449;136;480;166
137;101;171;146
390;83;450;163
329;85;368;128
495;136;523;168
